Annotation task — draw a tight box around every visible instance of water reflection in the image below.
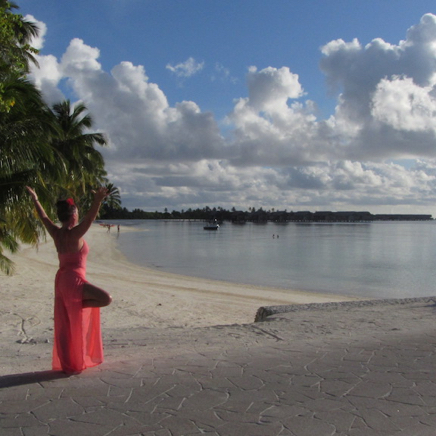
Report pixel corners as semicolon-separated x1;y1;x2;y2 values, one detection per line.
115;220;436;299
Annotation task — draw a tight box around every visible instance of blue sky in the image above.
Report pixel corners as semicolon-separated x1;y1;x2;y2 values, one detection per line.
16;0;436;214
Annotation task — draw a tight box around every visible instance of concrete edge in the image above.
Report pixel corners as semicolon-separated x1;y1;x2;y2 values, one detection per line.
254;296;436;322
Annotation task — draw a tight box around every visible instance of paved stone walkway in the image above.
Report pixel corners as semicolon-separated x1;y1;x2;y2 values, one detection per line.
1;298;436;436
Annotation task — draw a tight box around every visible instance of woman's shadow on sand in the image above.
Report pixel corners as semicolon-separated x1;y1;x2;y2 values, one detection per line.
0;371;69;388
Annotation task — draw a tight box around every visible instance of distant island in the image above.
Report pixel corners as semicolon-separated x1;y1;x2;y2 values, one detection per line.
101;205;433;223
229;210;433;223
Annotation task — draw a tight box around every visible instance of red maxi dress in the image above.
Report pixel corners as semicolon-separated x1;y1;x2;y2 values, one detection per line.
52;240;103;373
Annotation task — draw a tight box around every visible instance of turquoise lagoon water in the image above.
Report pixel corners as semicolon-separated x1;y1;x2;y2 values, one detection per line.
112;220;436;300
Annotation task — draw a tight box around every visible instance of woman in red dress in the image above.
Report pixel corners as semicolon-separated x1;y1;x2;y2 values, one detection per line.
26;186;112;374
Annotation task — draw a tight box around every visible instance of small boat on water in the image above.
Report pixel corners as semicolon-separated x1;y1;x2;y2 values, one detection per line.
204;219;220;230
204;224;219;230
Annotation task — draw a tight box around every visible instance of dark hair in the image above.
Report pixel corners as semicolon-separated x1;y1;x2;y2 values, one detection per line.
56;200;77;223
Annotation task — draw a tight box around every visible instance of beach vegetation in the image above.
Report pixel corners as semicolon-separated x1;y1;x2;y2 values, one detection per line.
99;183;122;218
101;206;433;224
0;1;121;274
46;100;108;198
0;0;39;112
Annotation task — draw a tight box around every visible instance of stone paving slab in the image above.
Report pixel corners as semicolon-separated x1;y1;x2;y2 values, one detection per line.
1;298;436;435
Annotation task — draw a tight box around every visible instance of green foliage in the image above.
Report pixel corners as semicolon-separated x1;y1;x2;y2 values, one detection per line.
0;3;121;275
0;1;39;112
102;206;233;221
46;100;108;201
104;183;122;209
0;217;18;274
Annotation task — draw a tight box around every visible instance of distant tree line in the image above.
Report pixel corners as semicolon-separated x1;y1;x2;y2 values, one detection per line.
101;207;433;222
101;205;236;221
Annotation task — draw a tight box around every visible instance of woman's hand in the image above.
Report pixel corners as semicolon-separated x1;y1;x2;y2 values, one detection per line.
26;186;38;202
25;186;58;236
92;186;109;203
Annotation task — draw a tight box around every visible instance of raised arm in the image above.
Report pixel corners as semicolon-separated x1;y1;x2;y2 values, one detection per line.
26;186;59;238
72;187;108;239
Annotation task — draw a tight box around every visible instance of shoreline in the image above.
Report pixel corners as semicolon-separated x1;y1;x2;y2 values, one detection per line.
2;223;362;329
109;222;364;300
0;223;359;375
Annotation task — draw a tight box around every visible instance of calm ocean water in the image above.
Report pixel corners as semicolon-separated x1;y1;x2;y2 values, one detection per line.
112;220;436;299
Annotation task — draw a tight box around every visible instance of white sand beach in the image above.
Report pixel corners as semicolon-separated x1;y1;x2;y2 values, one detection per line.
0;224;358;375
2;225;436;435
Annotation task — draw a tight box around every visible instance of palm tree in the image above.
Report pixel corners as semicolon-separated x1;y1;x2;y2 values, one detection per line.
0;4;53;274
0;75;51;173
0;95;112;274
0;1;39;112
0;218;19;274
0;73;54;250
47;100;108;200
0;1;39;68
77;181;121;219
104;183;122;209
0;6;119;275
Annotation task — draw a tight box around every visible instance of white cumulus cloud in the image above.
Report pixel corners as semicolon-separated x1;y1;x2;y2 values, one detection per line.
372;76;436;132
26;13;436;213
